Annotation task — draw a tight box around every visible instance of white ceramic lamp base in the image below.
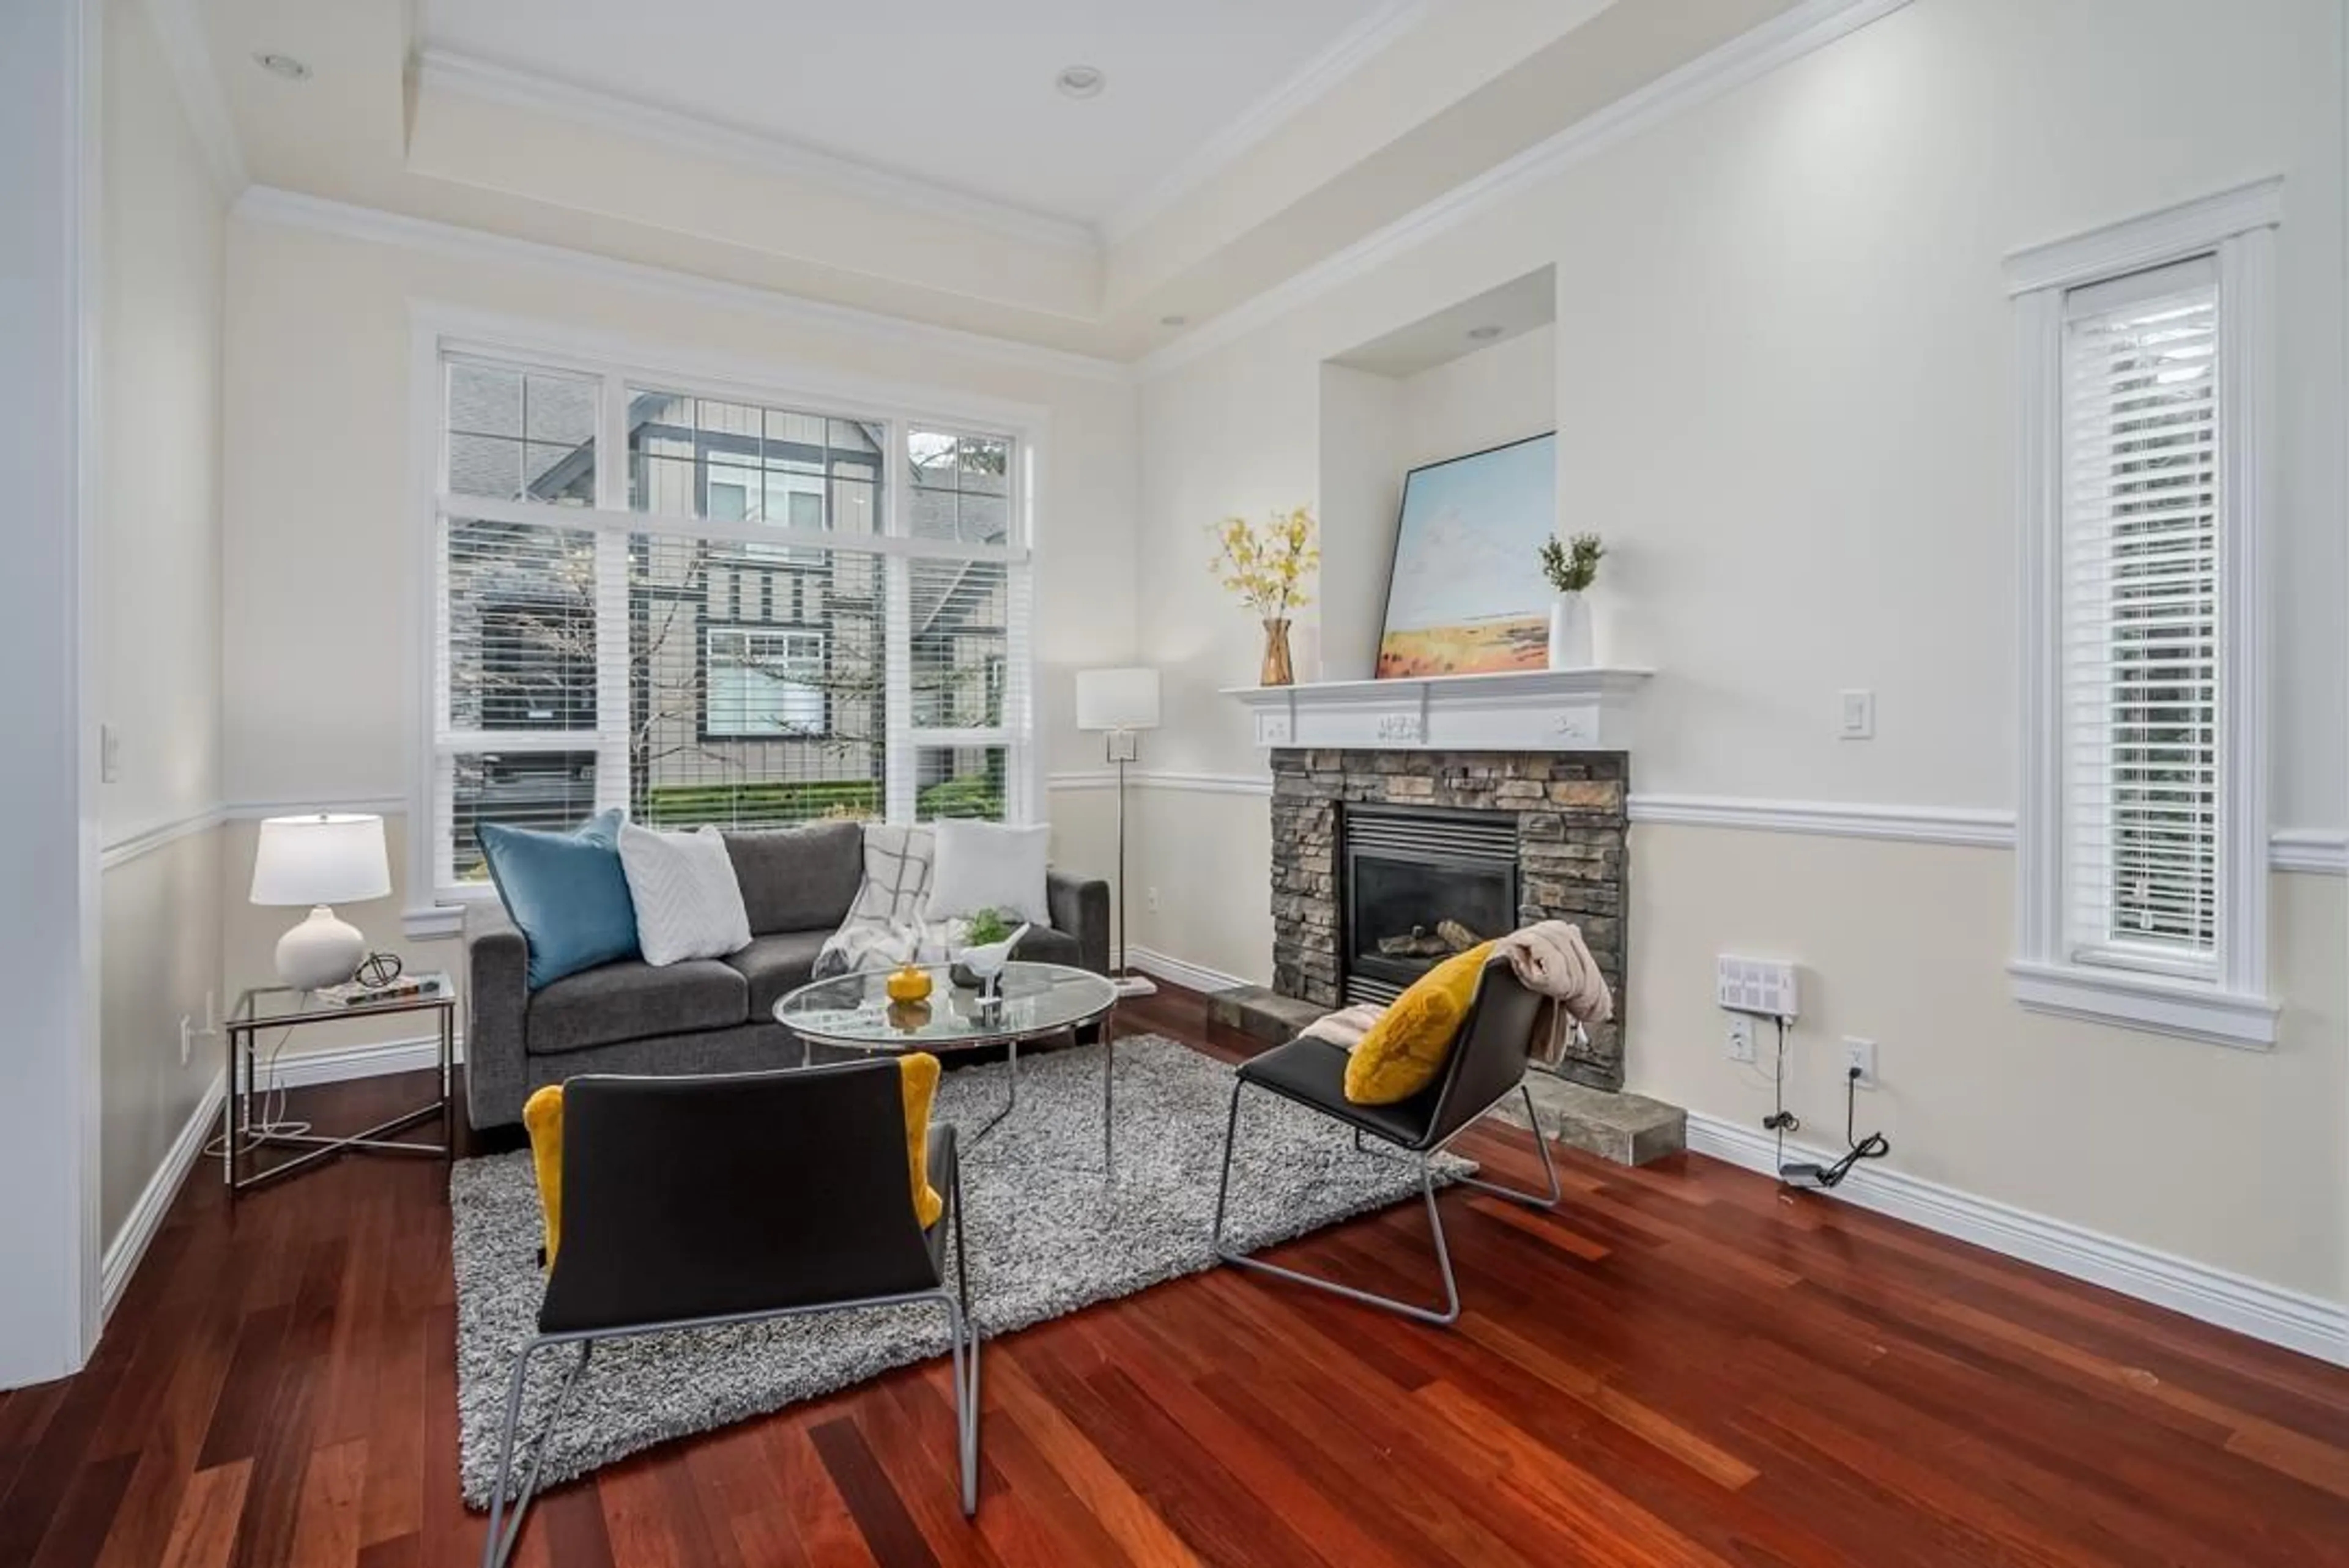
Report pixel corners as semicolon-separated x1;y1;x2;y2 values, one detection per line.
275;904;365;991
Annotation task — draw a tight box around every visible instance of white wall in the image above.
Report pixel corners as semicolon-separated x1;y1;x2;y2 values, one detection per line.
1129;0;2347;1308
0;0;101;1388
94;0;227;1261
218;212;1142;1043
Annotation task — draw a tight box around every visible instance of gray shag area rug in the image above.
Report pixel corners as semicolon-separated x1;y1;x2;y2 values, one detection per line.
450;1034;1471;1506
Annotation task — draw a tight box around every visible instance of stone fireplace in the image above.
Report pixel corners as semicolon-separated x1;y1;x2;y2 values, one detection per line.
1269;747;1628;1092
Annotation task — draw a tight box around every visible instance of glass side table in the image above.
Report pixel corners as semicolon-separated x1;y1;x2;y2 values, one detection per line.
221;974;458;1195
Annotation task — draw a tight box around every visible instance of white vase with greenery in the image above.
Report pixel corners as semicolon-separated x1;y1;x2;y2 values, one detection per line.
1538;533;1604;670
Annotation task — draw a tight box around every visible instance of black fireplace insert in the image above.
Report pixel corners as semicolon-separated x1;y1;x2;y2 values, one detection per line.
1339;803;1520;1005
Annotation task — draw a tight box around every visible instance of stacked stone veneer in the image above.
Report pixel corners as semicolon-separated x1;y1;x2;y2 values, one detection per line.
1268;747;1630;1092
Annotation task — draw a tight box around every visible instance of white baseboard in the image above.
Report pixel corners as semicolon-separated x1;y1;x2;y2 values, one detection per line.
1684;1112;2348;1367
247;1032;462;1092
102;1069;225;1320
1124;945;1249;996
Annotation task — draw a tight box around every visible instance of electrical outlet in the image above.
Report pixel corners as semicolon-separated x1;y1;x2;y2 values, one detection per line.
179;1014;192;1067
1725;1015;1756;1063
1842;1037;1877;1089
1145;886;1160;912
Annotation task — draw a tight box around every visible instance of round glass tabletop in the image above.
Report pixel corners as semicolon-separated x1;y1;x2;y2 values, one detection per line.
775;961;1118;1053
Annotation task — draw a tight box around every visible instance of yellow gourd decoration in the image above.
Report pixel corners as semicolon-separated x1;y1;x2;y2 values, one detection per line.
886;961;933;1004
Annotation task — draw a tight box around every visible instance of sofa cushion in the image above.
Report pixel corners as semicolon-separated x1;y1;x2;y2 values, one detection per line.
1008;923;1081;969
724;929;833;1018
526;958;748;1056
479;808;639;989
723;821;864;936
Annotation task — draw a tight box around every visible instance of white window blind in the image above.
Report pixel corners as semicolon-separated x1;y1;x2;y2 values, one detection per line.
424;346;1035;897
2059;258;2220;977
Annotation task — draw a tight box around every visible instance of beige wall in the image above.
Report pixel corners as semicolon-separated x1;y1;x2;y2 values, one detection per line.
94;0;228;1249
1126;0;2348;1306
218;213;1144;1043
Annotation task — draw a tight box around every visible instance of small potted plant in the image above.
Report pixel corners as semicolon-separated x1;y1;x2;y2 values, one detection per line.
1537;533;1604;670
1209;506;1319;686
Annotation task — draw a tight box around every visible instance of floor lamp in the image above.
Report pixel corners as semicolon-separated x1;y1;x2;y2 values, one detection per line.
1076;667;1160;998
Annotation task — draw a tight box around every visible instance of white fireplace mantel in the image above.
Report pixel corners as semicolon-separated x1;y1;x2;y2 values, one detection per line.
1222;667;1652;752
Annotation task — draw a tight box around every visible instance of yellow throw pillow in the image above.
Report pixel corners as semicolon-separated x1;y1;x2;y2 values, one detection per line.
899;1052;946;1229
522;1084;566;1266
1343;941;1496;1105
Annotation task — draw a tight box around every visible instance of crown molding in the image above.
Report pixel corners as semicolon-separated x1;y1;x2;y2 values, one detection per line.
415;48;1096;256
232;185;1131;385
1138;0;1915;380
142;0;247;196
1100;0;1433;246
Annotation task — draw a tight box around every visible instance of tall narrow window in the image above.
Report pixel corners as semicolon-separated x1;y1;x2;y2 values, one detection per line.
2008;182;2277;1048
417;336;1036;907
2060;261;2220;974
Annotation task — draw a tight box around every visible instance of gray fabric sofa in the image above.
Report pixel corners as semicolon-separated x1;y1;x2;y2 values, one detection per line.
461;820;1111;1130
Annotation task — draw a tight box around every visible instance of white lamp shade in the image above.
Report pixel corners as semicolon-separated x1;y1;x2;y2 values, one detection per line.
1075;667;1160;731
250;813;392;907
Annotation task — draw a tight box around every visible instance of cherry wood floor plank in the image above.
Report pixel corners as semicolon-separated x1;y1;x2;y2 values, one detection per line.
12;981;2344;1567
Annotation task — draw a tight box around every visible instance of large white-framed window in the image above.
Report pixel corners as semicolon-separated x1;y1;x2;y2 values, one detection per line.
407;316;1041;923
2007;180;2279;1048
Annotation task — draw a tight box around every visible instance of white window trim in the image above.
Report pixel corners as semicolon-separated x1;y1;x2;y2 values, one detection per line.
402;307;1048;934
2006;179;2280;1049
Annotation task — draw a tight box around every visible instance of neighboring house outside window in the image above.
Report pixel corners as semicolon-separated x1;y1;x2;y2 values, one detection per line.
2006;181;2279;1048
415;327;1036;917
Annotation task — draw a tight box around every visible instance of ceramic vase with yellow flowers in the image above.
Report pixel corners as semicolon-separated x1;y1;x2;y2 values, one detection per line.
1210;505;1320;687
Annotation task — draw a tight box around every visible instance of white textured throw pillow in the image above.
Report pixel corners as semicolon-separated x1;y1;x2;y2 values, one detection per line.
618;823;752;966
927;819;1051;927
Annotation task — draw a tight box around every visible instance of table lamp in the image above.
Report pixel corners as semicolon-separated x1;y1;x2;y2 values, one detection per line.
250;813;392;991
1075;667;1160;997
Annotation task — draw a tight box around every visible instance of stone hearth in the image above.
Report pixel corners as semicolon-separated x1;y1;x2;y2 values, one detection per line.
1269;747;1628;1092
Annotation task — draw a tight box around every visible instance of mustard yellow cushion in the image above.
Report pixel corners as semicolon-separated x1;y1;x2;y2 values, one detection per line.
520;1059;944;1269
899;1052;944;1229
522;1084;566;1266
1343;941;1496;1105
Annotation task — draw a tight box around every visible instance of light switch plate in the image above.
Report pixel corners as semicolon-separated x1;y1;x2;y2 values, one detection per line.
100;722;121;783
1838;689;1876;739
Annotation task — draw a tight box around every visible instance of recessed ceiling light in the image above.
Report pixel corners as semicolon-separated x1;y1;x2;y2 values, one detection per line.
253;51;311;81
1056;65;1105;100
1466;325;1504;341
1160;314;1188;327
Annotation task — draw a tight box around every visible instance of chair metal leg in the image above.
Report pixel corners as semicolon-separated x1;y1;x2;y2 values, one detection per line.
944;1156;979;1517
1211;1081;1463;1326
481;1337;593;1568
1447;1082;1563;1211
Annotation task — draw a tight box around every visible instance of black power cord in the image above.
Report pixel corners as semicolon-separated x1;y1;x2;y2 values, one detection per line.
1766;1015;1891;1190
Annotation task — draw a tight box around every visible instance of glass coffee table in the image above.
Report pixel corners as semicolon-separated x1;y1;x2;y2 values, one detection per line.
776;961;1124;1176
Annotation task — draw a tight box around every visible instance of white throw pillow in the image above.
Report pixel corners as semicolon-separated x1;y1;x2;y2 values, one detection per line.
927;819;1051;927
618;823;753;966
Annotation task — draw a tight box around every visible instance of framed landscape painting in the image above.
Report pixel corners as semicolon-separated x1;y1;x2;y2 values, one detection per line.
1375;432;1557;678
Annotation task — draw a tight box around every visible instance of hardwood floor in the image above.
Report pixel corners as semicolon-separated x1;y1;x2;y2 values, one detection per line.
6;983;2345;1566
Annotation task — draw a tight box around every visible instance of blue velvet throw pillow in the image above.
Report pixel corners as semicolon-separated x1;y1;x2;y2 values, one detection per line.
478;808;639;989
